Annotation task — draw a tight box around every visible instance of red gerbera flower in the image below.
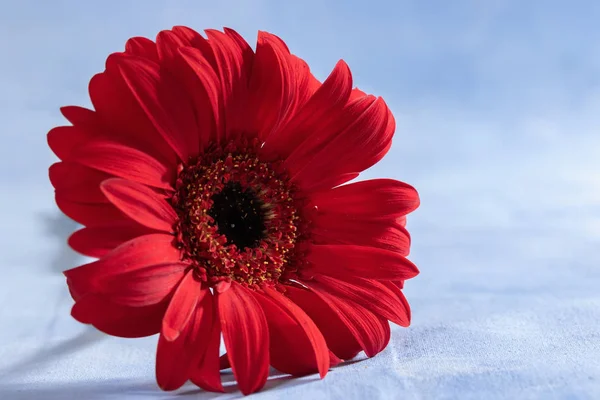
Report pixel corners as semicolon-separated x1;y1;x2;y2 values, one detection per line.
47;26;420;395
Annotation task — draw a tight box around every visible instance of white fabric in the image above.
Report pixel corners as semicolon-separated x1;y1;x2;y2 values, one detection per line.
1;197;599;400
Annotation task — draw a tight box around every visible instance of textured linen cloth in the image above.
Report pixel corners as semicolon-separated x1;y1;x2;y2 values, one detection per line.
0;191;599;400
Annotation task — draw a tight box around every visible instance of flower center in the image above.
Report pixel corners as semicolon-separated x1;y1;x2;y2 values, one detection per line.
172;141;301;287
207;182;266;250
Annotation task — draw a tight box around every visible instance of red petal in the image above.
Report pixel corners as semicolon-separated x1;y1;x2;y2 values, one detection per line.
100;178;177;232
48;126;92;160
186;29;218;70
64;233;182;297
291;55;319;106
258;287;330;378
290;96;393;192
177;47;221;150
398;216;407;227
88;68;177;165
55;196;123;227
223;28;254;74
156;289;214;391
305;244;419;281
60;105;96;126
156;30;186;67
218;282;269;395
303;281;391;357
125;37;159;62
172;26;203;45
382;281;412;325
312;216;411;256
247;32;310;141
265;287;330;374
71;293;167;338
162;271;200;341
329;351;342;367
310;178;420;219
68;221;150;258
56;104;174;167
205;29;253;142
97;262;186;307
117;55;200;163
285;285;361;360
313;275;410;327
50;161;111;204
350;87;367;100
70;140;175;190
54;181;108;207
261;60;352;160
190;298;224;393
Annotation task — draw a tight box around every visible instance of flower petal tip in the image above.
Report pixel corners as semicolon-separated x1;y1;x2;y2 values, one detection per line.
161;325;181;342
215;280;232;293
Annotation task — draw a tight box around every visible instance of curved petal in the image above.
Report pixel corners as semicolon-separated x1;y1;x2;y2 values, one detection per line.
302;281;391;358
101;178;177;232
55;196;123;227
70;140;175;190
289;96;393;192
304;244;419;281
204;29;253;142
261;60;352;160
68;221;151;258
382;281;412;325
310;178;420;219
184;28;218;70
64;233;182;297
116;54;200;162
156;287;214;391
172;26;203;45
284;285;361;360
71;293;168;338
60;105;96;126
48;126;92;160
125;36;159;62
223;27;254;76
311;217;411;256
95;262;186;307
247;32;311;141
57;103;177;168
218;282;269;395
156;30;187;68
88;67;177;166
190;300;224;393
50;161;111;204
312;275;410;327
161;271;200;342
256;287;329;378
52;167;147;232
177;47;221;150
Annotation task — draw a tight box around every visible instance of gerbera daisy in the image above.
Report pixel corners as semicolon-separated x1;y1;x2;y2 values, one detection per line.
47;26;420;395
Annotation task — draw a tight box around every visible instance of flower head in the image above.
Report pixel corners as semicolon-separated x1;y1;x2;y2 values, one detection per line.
48;26;420;395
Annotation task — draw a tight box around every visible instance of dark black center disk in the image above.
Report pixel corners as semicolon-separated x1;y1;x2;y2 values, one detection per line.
208;182;266;249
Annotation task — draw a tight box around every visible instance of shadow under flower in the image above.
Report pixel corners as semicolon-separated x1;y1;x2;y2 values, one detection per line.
178;364;353;398
37;211;81;274
0;328;105;381
0;370;323;400
0;379;163;400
